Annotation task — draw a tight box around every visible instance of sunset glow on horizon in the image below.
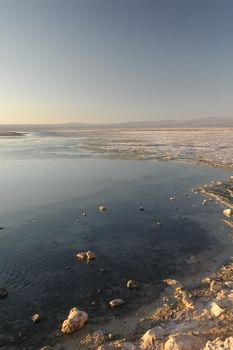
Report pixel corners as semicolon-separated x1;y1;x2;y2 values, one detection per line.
0;0;233;124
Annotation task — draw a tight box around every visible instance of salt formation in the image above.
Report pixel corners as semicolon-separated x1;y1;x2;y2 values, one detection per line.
61;307;88;334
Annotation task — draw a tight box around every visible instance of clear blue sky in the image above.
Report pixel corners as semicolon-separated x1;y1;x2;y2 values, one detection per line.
0;0;233;124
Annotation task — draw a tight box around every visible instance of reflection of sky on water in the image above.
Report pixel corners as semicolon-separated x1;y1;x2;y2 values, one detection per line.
0;131;232;348
0;132;90;159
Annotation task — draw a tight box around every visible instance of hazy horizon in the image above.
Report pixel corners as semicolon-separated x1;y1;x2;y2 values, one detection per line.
1;116;233;128
1;0;233;124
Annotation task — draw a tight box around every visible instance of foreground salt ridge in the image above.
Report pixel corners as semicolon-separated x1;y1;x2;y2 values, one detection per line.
195;179;233;211
42;179;233;350
46;261;233;350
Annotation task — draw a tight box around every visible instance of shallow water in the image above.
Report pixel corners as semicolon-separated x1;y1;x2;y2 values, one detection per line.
0;134;232;348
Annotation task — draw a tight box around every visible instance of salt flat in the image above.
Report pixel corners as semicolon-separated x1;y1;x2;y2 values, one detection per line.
80;128;233;168
0;128;232;168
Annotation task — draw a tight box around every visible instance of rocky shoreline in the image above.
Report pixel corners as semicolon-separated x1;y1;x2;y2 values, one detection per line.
195;178;233;209
46;260;233;350
1;176;232;350
35;178;233;350
81;260;233;350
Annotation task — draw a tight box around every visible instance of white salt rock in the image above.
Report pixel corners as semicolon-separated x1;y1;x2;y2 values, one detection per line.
109;299;125;308
164;333;205;350
61;307;88;334
210;302;225;317
223;208;232;217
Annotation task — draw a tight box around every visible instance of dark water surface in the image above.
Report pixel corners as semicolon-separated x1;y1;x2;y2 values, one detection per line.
0;157;232;348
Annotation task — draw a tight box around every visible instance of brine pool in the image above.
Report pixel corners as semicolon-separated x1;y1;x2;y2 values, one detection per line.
0;156;232;348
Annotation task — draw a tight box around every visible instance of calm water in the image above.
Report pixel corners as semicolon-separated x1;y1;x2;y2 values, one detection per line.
0;134;232;348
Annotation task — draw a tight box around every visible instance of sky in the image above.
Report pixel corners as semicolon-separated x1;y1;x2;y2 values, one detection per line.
0;0;233;124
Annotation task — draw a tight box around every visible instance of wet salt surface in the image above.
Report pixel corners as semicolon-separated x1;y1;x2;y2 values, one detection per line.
79;128;233;167
0;156;232;348
0;128;233;167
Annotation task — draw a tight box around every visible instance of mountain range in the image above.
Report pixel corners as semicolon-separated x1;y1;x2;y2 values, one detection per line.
0;117;233;131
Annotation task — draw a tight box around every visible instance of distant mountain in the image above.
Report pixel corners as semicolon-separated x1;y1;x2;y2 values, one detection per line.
0;117;233;131
50;116;233;128
112;116;233;128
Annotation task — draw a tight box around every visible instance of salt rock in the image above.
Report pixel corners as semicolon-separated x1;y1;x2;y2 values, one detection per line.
228;291;233;301
175;288;194;310
223;208;232;217
31;313;41;323
61;307;88;334
216;290;233;308
164;333;205;350
141;326;165;349
109;299;126;308
210;302;225;317
202;276;211;285
225;281;233;288
86;251;95;261
76;252;87;260
127;280;139;289
203;336;233;349
76;251;95;261
99;206;106;212
164;279;184;289
210;280;221;293
216;290;226;301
